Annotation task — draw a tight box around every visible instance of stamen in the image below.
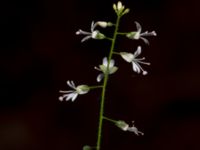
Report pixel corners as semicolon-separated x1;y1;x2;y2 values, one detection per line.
135;62;147;75
76;30;81;35
58;96;63;101
59;90;73;93
142;71;148;75
135;57;145;61
94;66;101;71
152;31;157;36
137;60;150;65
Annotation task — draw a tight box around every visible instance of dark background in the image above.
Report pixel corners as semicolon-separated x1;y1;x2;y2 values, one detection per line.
0;0;200;150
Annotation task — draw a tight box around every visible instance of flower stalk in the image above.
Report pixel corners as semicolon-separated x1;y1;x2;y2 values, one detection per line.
103;116;117;124
96;13;121;150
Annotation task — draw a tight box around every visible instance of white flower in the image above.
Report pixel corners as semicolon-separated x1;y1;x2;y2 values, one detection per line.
116;120;144;136
76;21;105;42
94;57;118;82
59;81;90;102
120;46;150;75
126;21;157;44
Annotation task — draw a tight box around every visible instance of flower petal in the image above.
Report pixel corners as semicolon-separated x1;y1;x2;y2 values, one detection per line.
59;90;74;93
97;73;104;82
71;81;76;88
67;80;76;89
81;35;92;42
109;59;115;68
140;37;149;45
141;31;157;36
133;46;142;57
103;57;108;66
91;21;96;32
66;93;76;101
109;66;118;74
132;62;141;73
135;21;142;33
71;93;78;102
127;125;144;136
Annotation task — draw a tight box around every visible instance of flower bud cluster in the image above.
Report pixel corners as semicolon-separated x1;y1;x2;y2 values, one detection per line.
113;1;130;16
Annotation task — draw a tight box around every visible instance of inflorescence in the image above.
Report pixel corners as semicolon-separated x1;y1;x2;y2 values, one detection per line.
59;1;156;150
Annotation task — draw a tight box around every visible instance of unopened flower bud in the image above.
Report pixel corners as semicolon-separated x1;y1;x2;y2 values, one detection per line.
97;21;108;28
83;145;92;150
96;21;114;28
122;8;130;15
117;1;123;11
113;3;117;11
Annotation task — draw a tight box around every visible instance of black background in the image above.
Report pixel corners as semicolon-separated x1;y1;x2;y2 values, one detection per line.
0;0;200;150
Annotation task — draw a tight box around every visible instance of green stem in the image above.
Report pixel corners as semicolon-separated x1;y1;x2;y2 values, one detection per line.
89;85;103;89
103;116;117;124
105;37;113;41
96;15;121;150
117;32;128;35
113;51;121;55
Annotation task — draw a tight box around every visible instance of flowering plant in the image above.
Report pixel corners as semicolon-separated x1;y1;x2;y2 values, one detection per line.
59;1;156;150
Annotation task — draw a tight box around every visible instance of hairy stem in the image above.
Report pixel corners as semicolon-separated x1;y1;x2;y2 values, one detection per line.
96;15;121;150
